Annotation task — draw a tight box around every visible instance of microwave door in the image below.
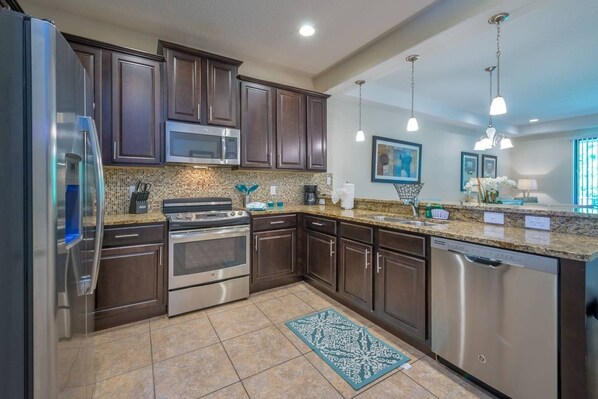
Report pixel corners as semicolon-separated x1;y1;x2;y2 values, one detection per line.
165;122;240;165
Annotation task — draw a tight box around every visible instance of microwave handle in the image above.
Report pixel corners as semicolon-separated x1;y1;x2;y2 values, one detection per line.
221;136;226;162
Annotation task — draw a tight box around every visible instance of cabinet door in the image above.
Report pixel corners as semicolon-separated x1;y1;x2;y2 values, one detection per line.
111;53;162;164
306;96;327;171
95;243;165;329
207;59;238;127
70;43;102;138
276;89;306;170
165;48;202;122
241;81;274;168
252;229;296;284
375;249;426;340
306;230;336;291
339;239;373;312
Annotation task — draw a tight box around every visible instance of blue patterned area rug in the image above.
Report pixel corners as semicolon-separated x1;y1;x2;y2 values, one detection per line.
285;308;410;390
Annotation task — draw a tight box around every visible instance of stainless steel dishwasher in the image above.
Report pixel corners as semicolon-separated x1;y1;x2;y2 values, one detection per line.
431;237;558;399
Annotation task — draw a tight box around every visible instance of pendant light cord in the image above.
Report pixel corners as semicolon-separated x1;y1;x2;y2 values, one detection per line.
358;83;362;130
488;69;493;126
410;60;415;118
496;21;501;96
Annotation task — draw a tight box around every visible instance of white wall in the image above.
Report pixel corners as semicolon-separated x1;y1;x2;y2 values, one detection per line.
328;96;510;202
508;132;574;204
20;1;314;90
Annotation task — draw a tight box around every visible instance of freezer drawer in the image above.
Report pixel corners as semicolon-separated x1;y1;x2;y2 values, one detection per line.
431;237;558;399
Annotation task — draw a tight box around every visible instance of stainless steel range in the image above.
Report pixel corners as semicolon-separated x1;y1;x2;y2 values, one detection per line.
163;198;250;316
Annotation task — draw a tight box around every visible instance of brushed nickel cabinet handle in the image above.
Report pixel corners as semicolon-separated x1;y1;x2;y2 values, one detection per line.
376;253;382;274
254;235;258;251
209;105;213;120
197;104;201;119
308;154;312;167
159;246;162;267
311;222;324;226
114;233;139;239
365;249;369;269
329;240;335;257
270;221;285;225
113;141;117;159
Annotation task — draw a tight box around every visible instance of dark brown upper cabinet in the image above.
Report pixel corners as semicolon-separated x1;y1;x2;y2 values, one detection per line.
276;89;306;170
111;53;162;164
306;96;327;171
159;41;242;128
164;48;202;122
240;81;275;168
66;34;164;166
239;76;329;172
207;59;238;127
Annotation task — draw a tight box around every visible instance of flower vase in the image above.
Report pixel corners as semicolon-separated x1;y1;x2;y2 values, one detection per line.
484;189;499;204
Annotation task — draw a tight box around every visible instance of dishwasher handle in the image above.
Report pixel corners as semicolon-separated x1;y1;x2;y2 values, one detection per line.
449;249;503;268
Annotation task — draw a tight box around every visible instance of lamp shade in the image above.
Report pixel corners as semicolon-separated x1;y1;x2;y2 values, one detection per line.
355;130;365;142
517;179;538;191
490;95;507;115
500;137;514;149
407;117;419;132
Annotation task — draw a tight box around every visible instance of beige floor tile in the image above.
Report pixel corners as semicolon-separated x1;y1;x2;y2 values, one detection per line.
243;356;342;399
208;304;272;341
336;306;376;328
223;326;301;378
151;316;220;362
355;372;435;399
367;326;425;362
205;298;253;315
91;366;153;399
287;282;311;294
201;382;248;398
304;351;400;399
89;333;152;382
292;289;334;310
59;385;92;399
58;347;80;389
276;322;312;354
154;343;239;399
250;287;291;303
149;309;205;331
92;321;149;346
255;294;315;324
404;357;493;398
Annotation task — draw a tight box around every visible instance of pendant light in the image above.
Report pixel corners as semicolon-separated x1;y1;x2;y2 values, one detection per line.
489;13;509;115
474;66;514;150
355;80;365;142
406;55;419;132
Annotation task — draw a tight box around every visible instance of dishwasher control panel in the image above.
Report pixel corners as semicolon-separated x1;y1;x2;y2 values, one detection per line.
431;237;558;274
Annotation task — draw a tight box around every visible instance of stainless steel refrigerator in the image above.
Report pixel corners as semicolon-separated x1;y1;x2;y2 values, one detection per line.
0;9;105;399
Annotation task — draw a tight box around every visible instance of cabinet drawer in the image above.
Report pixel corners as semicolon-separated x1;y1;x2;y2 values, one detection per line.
103;224;165;247
340;222;373;244
252;214;297;232
378;229;426;258
305;215;337;235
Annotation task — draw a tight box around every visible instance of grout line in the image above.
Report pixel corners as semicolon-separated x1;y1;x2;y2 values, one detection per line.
240;352;304;383
301;353;346;399
148;325;157;399
205;300;255;317
148;311;206;332
401;371;441;399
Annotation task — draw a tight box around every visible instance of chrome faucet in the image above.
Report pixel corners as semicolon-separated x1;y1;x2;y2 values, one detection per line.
403;197;420;217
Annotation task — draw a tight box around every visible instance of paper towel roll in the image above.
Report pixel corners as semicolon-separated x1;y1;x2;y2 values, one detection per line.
341;183;355;210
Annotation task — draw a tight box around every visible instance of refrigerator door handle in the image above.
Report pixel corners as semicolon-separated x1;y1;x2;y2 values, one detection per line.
81;116;105;295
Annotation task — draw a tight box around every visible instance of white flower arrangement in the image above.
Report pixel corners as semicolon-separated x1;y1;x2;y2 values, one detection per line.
464;176;517;203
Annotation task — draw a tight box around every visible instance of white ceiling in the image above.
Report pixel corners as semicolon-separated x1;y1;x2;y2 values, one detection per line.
343;0;598;136
24;0;436;75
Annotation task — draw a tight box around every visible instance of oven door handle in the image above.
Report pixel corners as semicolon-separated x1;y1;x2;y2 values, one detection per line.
169;226;249;243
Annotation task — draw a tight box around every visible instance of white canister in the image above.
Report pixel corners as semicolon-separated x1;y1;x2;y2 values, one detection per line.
341;183;355;210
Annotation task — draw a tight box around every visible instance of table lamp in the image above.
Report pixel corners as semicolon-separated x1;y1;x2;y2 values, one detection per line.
517;179;538;198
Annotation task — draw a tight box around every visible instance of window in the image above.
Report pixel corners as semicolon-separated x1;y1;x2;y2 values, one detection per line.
574;136;598;205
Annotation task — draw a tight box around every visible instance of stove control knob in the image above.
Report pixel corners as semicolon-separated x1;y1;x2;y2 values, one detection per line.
230;211;235;216
185;214;191;219
176;213;182;219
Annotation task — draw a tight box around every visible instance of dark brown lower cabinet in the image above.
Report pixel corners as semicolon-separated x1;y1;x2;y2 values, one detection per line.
95;242;165;330
339;238;373;312
252;228;297;285
305;230;337;292
375;249;426;340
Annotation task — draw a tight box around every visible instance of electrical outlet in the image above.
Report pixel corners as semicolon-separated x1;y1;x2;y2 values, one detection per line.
319;198;325;205
484;212;504;225
326;175;332;185
525;215;551;231
270;186;277;195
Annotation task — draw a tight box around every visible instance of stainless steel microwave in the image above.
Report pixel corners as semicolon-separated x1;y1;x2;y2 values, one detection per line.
165;121;241;165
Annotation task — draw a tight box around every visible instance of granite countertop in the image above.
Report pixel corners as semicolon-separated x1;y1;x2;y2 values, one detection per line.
104;212;166;226
250;205;598;262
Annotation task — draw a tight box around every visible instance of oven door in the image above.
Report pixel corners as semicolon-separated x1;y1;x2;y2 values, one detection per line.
165;121;240;165
168;225;249;289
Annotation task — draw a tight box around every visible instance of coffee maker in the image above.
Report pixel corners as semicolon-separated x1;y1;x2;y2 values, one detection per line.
304;185;318;205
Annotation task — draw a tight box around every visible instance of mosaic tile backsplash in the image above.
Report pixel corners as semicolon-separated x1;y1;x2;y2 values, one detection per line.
104;166;332;214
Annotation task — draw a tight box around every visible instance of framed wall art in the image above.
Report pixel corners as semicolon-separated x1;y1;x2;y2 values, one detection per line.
481;154;497;178
371;136;422;184
460;152;479;191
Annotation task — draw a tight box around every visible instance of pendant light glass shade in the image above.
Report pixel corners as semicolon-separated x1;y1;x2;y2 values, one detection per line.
490;95;507;116
500;137;513;149
355;130;365;142
407;117;419;132
355;80;366;142
406;55;419;132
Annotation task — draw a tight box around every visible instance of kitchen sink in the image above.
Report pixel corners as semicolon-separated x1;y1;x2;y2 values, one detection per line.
365;215;445;227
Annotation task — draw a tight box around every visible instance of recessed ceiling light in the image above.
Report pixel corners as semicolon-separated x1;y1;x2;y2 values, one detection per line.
529;118;539;123
299;25;315;37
